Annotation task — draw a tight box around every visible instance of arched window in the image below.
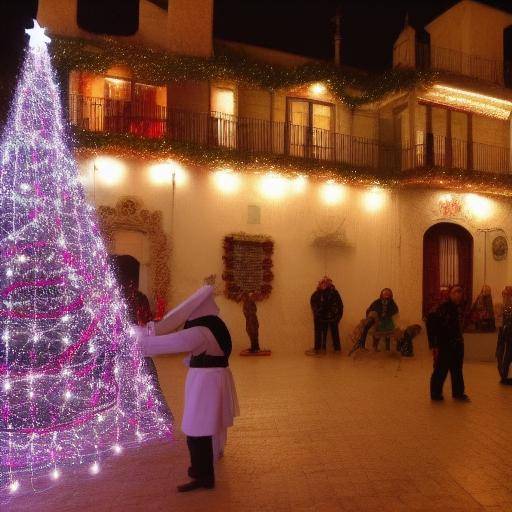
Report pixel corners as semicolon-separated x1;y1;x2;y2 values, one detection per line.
77;0;139;35
423;223;473;316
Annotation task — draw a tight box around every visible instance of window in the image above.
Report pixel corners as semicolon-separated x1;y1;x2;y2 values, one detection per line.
211;87;236;148
287;99;334;160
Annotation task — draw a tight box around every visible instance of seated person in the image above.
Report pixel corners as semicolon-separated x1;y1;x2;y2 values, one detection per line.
366;288;399;351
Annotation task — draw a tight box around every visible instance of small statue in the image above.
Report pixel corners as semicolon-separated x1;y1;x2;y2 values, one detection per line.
467;284;496;332
242;293;260;353
240;292;271;356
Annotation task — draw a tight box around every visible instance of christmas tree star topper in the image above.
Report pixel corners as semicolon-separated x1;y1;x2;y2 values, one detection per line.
25;19;51;49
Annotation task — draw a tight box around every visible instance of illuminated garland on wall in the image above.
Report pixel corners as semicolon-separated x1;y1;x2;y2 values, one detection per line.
51;36;437;108
74;129;512;197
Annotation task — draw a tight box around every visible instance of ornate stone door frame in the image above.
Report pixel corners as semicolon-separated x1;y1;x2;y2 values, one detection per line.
98;197;170;303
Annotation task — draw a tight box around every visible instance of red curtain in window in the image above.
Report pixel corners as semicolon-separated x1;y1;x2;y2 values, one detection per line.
422;223;473;317
131;84;163;138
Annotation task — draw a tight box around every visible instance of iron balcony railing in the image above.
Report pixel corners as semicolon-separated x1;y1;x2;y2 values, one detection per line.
416;41;512;86
68;94;511;175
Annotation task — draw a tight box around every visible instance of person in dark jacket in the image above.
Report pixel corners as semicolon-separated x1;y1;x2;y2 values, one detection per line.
426;285;470;402
306;276;344;355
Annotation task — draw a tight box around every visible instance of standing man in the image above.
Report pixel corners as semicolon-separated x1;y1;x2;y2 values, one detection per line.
135;276;239;492
306;276;343;355
427;285;470;402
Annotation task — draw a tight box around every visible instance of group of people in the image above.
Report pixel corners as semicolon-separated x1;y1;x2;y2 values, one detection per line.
306;277;512;403
306;278;418;357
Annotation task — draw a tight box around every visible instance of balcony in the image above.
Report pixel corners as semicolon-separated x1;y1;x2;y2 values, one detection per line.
416;41;512;87
69;94;511;176
402;134;511;174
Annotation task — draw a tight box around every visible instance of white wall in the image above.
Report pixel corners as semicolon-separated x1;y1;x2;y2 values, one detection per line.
80;155;512;353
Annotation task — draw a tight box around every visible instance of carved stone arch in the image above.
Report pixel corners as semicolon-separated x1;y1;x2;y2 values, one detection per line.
97;196;170;304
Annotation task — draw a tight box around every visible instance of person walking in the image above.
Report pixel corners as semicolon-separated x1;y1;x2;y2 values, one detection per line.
427;285;470;402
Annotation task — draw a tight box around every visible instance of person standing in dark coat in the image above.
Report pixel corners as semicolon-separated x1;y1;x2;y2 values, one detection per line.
307;276;344;355
427;285;470;402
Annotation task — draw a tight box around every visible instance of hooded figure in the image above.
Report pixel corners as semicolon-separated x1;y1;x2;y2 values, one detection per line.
135;281;239;492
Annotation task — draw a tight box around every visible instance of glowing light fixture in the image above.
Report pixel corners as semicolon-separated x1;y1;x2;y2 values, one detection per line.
213;168;240;194
149;161;186;186
260;172;288;199
465;193;492;219
363;187;386;212
310;82;327;96
292;175;307;193
321;180;345;205
420;85;512;120
94;156;126;186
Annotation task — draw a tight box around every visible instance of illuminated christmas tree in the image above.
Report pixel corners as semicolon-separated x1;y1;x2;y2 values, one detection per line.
0;21;171;496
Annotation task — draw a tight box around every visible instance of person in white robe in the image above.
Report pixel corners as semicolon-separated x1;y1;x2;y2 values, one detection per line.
134;278;239;492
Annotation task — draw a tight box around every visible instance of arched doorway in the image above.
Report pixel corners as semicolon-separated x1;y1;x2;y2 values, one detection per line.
423;222;473;316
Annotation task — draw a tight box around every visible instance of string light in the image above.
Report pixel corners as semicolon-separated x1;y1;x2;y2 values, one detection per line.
420;84;512;120
0;21;172;498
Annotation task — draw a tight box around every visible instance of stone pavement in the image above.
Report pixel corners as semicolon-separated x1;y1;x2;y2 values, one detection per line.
6;345;512;512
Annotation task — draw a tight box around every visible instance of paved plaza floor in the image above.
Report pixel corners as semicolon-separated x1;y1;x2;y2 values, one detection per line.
6;343;512;512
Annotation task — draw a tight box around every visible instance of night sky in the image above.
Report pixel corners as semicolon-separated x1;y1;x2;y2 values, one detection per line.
2;0;512;85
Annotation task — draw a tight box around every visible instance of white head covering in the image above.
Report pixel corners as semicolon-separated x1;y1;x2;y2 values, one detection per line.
161;285;220;331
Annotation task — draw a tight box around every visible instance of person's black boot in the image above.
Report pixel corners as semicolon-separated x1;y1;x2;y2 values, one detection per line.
188;466;198;479
431;395;444;401
500;378;512;386
177;478;215;492
453;394;470;402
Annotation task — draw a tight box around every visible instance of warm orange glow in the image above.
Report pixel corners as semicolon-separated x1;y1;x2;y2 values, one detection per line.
149;161;187;186
94;156;126;186
465;193;493;219
259;172;288;199
363;187;387;212
420;85;512;120
213;169;241;194
321;180;345;205
310;82;327;96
